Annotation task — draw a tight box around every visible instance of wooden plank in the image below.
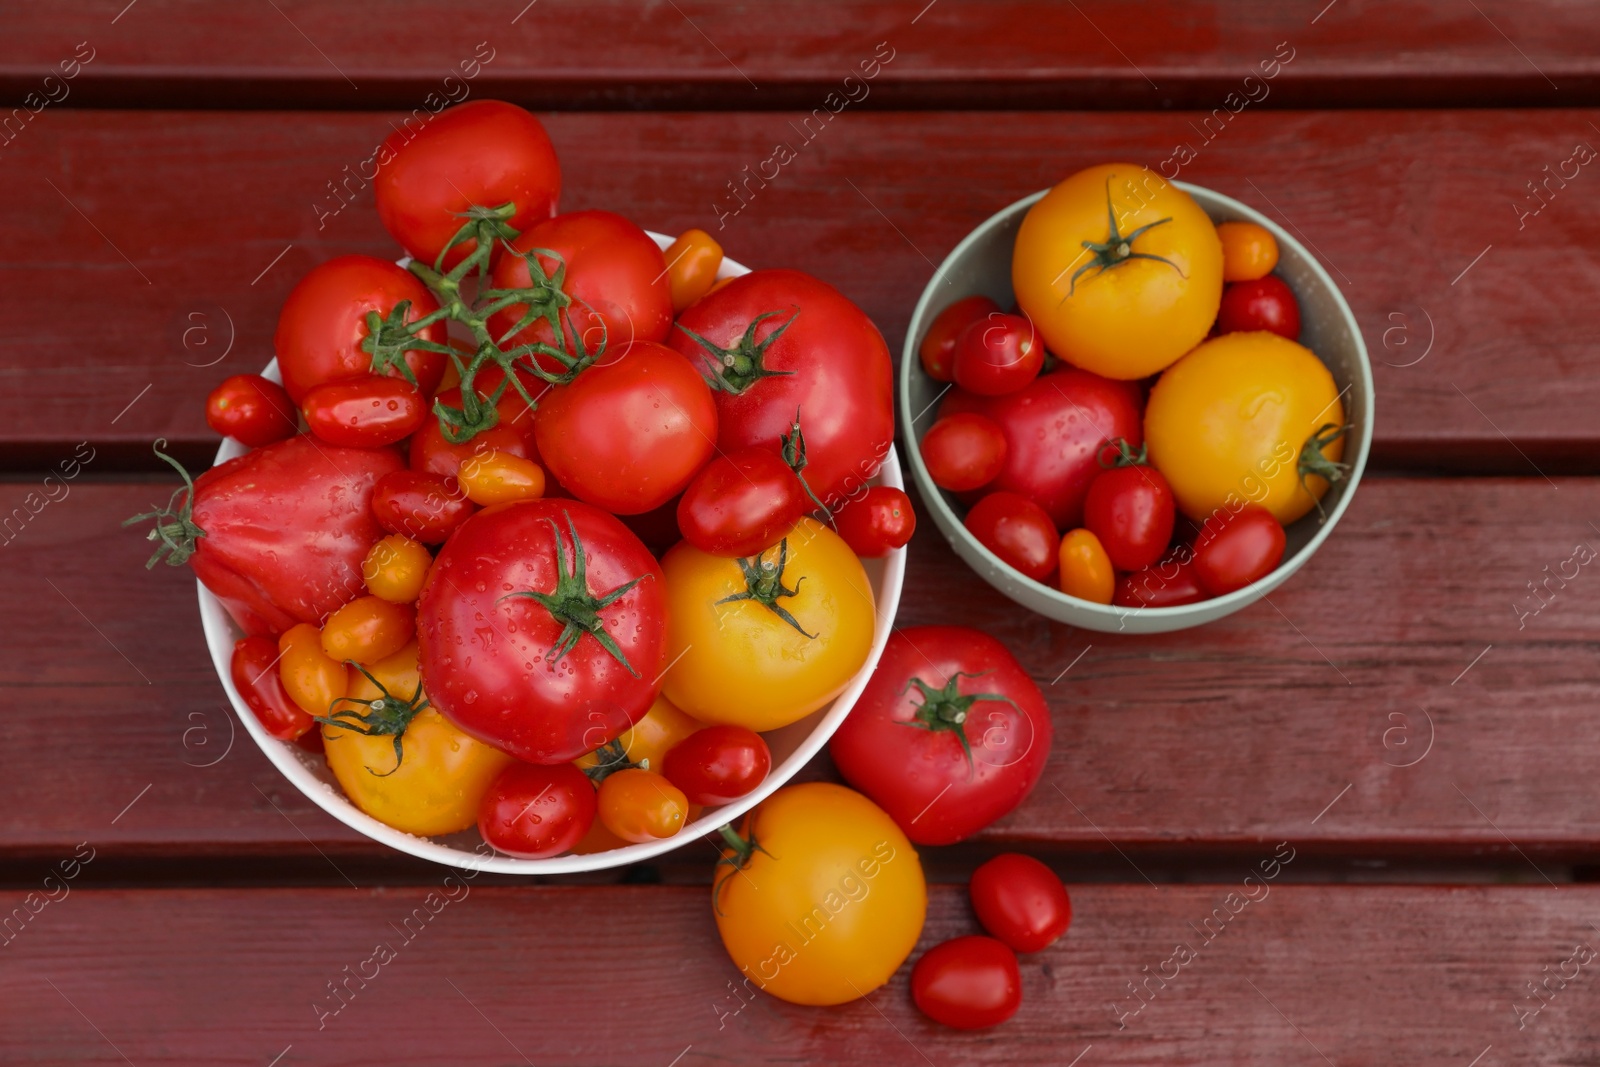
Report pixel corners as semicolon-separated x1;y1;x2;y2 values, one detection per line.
2;883;1594;1064
2;109;1599;474
3;1;1595;110
4;476;1598;863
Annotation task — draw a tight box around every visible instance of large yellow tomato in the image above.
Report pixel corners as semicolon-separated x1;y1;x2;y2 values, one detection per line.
714;783;925;1006
321;642;513;836
1012;162;1223;380
1145;331;1347;524
661;518;874;731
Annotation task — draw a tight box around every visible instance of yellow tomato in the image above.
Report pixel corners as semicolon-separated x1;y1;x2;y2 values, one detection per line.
278;623;348;718
663;228;724;312
597;768;689;843
661;518;875;731
576;694;702;776
1058;529;1114;604
714;783;925;1007
321;642;512;836
321;594;415;665
1012;162;1223;380
1215;220;1279;281
457;449;546;505
1145;331;1346;524
363;534;433;604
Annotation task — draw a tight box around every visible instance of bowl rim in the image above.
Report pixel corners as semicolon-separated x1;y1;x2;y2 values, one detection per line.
897;181;1375;626
201;234;907;874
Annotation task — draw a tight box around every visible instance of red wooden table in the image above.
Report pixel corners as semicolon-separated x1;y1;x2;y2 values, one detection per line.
5;3;1599;1064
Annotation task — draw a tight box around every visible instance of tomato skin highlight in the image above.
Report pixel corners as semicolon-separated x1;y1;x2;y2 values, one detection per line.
371;470;477;545
832;485;916;558
1192;504;1286;595
676;447;806;558
479;762;596;858
206;374;298;448
952;313;1043;396
231;636;313;741
1057;528;1115;604
921;412;1007;493
911;936;1022;1030
919;295;1001;383
302;375;427;449
1217;275;1301;340
662;725;771;806
970;853;1072;953
1083;464;1176;572
1216;220;1279;281
965;491;1058;582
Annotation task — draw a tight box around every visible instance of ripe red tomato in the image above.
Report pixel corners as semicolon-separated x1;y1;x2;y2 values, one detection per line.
668;269;893;511
417;499;668;764
920;412;1007;492
478;762;597;859
205;375;297;448
661;725;771;806
943;368;1143;529
829;626;1052;845
1114;555;1207;608
832;485;915;558
409;385;539;479
910;937;1022;1030
964;491;1058;582
952;313;1043;396
374;100;560;270
1217;276;1301;340
274;255;447;403
919;295;1001;382
129;436;402;637
371;470;476;545
534;342;717;515
301;374;427;448
1192;504;1286;595
230;636;313;741
1083;454;1176;572
676;447;805;557
970;853;1072;953
488;210;673;368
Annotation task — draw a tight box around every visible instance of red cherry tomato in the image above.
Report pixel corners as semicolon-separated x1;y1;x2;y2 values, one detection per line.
661;725;771;806
370;470;476;544
920;412;1008;492
919;295;1001;382
274;254;447;403
676;447;806;557
301;374;427;449
832;485;915;558
373;100;561;271
970;853;1072;953
478;762;597;859
911;936;1022;1030
1082;454;1176;572
952;313;1044;396
206;375;298;448
1216;276;1301;340
410;384;540;479
1114;555;1208;608
1192;504;1286;595
964;491;1058;581
230;636;313;741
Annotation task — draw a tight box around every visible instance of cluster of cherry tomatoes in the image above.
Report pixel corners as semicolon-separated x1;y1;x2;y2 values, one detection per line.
916;163;1348;609
136;99;912;861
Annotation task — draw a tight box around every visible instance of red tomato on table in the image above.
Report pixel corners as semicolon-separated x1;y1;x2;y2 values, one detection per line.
911;936;1022;1030
970;853;1072;953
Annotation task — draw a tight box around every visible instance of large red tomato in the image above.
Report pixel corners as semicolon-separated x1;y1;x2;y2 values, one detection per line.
534;342;717;515
828;626;1052;845
274;255;448;403
488;210;673;370
668;269;892;510
942;368;1142;529
416;499;668;764
373;100;560;270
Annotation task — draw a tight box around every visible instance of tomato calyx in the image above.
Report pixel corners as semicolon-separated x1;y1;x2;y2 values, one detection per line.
715;538;815;639
434;201;522;280
122;439;208;569
1298;422;1352;521
582;738;644;783
713;823;773;915
675;309;799;395
1068;179;1185;296
500;512;649;677
314;662;430;777
779;410;832;519
901;671;1021;775
1096;436;1148;469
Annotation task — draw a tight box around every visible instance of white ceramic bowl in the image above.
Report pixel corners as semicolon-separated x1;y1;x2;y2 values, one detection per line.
900;184;1373;634
201;235;906;873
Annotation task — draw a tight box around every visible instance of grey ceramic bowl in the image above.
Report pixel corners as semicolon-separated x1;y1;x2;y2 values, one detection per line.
899;183;1373;634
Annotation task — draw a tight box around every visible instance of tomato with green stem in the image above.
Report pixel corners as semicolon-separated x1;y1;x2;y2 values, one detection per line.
1083;439;1176;572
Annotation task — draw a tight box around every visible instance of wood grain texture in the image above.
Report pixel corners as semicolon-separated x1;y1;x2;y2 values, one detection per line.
1;883;1595;1065
2;109;1599;473
5;476;1598;864
2;0;1595;110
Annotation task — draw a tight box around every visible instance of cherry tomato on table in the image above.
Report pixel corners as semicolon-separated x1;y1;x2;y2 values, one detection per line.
479;762;596;858
1215;220;1279;281
911;936;1022;1030
919;295;1001;382
677;447;806;558
965;491;1058;582
833;485;915;558
662;725;771;806
371;470;476;544
663;228;724;313
206;374;297;448
970;853;1072;953
301;374;427;448
1192;504;1286;595
920;412;1007;493
1083;444;1176;572
1216;275;1301;340
231;636;313;741
952;313;1043;396
1057;528;1114;604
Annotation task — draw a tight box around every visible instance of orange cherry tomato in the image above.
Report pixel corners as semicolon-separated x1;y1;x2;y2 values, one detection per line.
362;534;433;604
278;623;349;718
320;595;415;665
1058;528;1114;604
597;768;689;843
663;229;724;312
457;449;547;505
1215;221;1279;282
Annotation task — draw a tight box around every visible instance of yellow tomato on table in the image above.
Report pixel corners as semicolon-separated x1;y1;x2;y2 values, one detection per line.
1012;162;1223;380
714;782;926;1006
661;518;875;731
1144;331;1347;525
